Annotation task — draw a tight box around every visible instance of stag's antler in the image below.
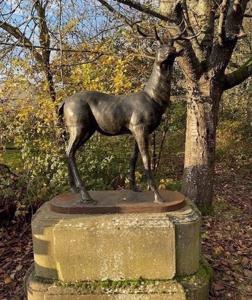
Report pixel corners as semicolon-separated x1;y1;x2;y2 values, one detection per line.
136;25;163;43
136;22;201;46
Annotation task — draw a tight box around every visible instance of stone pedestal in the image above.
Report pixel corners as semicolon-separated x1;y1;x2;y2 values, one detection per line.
25;191;211;299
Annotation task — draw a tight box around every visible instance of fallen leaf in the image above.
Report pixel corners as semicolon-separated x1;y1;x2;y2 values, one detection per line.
213;281;225;291
241;257;250;265
4;276;12;284
244;269;252;278
15;265;22;272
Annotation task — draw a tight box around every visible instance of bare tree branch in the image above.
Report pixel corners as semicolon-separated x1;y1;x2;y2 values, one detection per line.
0;22;43;62
223;56;252;89
209;0;249;73
0;0;22;17
97;0;132;25
0;41;104;53
0;1;58;101
225;0;249;39
114;0;175;22
98;0;163;43
172;2;202;79
218;0;230;46
52;53;104;68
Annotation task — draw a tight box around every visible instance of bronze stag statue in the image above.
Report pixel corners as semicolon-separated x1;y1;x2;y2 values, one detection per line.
58;41;183;204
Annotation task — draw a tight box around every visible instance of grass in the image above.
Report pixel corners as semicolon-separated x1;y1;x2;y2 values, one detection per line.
0;148;22;171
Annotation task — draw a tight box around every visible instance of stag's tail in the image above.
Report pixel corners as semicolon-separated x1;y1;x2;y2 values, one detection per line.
57;101;67;142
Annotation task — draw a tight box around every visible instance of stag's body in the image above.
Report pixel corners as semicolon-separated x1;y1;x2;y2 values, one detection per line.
59;45;180;203
63;91;165;136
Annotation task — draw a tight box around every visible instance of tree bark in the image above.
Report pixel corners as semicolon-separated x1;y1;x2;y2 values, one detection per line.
182;79;222;210
43;63;56;101
157;0;249;211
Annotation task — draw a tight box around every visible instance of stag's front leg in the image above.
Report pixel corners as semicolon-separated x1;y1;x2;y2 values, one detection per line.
133;126;164;203
68;164;78;193
129;141;140;191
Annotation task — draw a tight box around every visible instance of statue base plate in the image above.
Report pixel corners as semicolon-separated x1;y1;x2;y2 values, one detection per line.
50;190;185;214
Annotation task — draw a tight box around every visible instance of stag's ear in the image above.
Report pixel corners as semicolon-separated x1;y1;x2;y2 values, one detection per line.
175;48;184;57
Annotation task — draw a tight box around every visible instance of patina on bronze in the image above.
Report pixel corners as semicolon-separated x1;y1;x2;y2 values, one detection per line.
58;41;183;204
50;190;186;214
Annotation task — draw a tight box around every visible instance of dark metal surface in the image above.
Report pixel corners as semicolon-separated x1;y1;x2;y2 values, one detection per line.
58;44;183;204
50;190;186;214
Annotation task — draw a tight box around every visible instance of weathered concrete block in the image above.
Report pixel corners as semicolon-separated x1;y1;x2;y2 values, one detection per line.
25;261;211;300
32;197;201;282
167;199;201;276
32;203;176;281
25;265;186;300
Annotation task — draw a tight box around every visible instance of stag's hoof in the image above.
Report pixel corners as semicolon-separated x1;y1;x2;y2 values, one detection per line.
79;198;97;205
79;191;97;205
154;194;165;204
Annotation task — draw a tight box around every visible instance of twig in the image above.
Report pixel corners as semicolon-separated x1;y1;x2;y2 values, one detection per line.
0;41;104;54
52;54;104;67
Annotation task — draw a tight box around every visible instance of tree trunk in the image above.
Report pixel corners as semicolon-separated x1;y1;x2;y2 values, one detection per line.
156;0;250;212
43;63;56;102
182;80;222;211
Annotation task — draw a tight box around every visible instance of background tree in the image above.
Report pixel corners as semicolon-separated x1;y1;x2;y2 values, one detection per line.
101;0;252;211
0;0;57;100
0;0;115;101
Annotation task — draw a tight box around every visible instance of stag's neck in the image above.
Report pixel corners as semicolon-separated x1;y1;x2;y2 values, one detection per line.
144;64;172;110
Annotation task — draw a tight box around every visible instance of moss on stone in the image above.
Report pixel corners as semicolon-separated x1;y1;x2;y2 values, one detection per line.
55;278;159;294
176;258;213;290
31;269;181;295
30;260;211;296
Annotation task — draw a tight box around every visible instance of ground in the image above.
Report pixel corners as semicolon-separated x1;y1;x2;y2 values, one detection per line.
202;165;252;299
0;164;251;300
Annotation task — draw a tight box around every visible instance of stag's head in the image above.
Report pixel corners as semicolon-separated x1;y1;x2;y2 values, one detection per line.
154;29;184;72
136;26;185;71
155;43;183;69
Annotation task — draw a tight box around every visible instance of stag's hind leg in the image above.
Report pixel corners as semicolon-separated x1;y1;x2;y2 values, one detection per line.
66;125;95;203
